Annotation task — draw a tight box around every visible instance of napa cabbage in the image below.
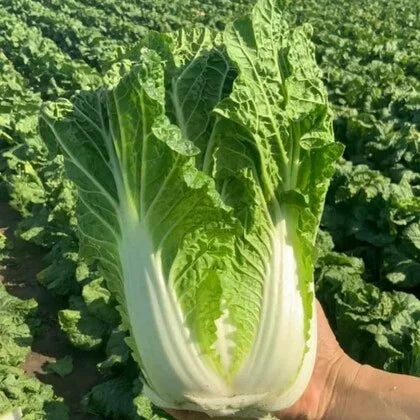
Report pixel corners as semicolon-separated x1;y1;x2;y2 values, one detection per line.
40;0;343;416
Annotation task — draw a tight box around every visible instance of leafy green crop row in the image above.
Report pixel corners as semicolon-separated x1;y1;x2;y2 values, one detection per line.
41;0;148;43
0;235;69;418
2;0;126;71
0;9;101;98
0;0;418;418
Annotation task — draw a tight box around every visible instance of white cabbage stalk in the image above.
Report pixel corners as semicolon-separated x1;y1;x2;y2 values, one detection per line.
40;0;342;416
0;408;22;420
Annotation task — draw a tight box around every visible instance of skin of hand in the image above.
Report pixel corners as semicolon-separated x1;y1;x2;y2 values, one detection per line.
166;300;358;420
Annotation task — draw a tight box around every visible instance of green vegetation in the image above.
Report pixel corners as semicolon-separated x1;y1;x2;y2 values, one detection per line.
0;0;418;418
0;280;69;418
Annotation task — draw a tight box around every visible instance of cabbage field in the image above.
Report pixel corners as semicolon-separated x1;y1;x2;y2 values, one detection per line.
0;0;419;418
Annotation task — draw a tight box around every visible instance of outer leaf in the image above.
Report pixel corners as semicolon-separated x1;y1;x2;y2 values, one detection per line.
210;0;343;410
41;48;242;413
44;356;73;378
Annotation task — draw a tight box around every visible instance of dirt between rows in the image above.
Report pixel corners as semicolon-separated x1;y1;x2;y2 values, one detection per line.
0;199;103;419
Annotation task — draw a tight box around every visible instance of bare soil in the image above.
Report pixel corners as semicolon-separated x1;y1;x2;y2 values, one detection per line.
0;199;103;419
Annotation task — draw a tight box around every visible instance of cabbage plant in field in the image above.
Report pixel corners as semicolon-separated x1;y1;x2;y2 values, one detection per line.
40;0;343;416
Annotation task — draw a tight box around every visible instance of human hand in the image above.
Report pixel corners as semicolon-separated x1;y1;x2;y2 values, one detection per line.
165;301;360;420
